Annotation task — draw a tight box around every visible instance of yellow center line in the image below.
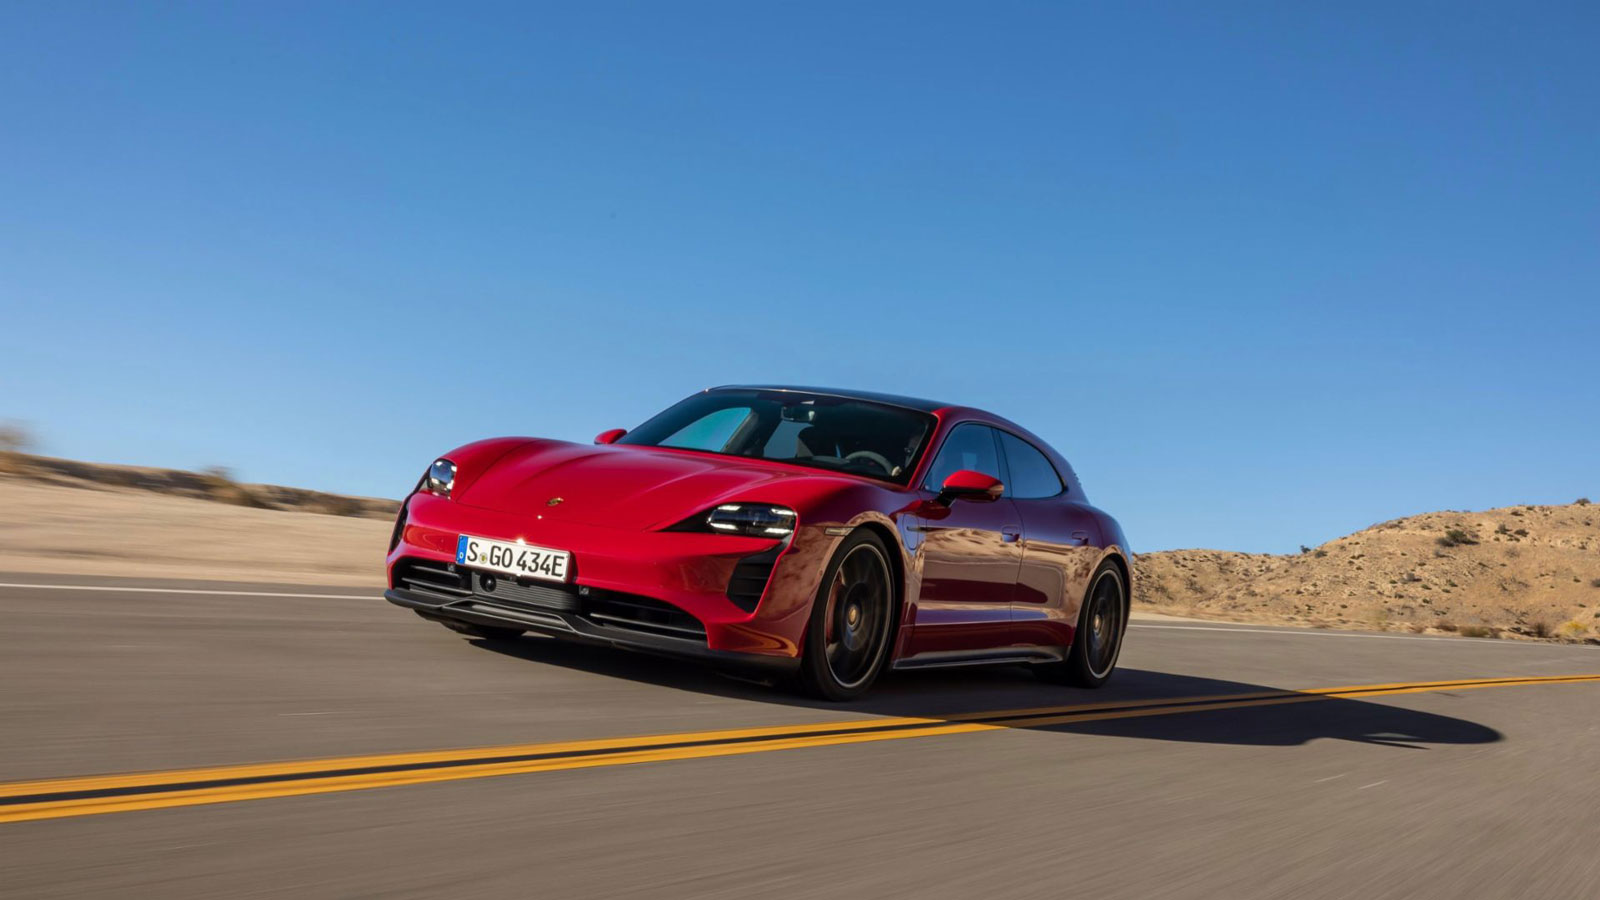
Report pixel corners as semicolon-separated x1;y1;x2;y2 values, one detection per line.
2;673;1596;825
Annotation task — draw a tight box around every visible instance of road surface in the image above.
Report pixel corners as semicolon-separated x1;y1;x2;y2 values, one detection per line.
2;572;1597;899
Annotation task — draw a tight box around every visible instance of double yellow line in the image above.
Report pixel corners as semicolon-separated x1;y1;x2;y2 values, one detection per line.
3;673;1597;825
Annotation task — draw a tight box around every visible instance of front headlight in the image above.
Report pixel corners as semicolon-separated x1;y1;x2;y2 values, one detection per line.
701;503;797;537
425;458;456;498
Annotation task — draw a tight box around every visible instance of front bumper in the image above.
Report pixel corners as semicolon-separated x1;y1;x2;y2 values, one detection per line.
386;584;799;675
386;493;834;665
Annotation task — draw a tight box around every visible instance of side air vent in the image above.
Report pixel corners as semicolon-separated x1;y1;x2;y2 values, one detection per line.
726;545;782;613
388;499;409;553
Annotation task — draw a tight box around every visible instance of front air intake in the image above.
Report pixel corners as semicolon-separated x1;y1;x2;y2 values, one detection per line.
582;590;707;642
726;545;782;613
394;558;470;600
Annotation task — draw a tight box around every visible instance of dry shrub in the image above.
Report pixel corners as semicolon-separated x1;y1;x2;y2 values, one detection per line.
199;466;267;509
317;494;363;517
1436;528;1479;547
1457;625;1495;638
0;421;34;475
0;421;32;454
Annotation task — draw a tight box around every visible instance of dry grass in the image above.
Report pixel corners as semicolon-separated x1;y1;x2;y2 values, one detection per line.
0;421;34;475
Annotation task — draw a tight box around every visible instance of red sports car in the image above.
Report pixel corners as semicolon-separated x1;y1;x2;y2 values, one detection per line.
386;385;1131;699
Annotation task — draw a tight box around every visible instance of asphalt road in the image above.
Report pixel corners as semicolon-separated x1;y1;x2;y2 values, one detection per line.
2;572;1598;899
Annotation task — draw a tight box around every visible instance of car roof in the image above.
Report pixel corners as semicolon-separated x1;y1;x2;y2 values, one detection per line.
707;384;954;414
704;384;1081;498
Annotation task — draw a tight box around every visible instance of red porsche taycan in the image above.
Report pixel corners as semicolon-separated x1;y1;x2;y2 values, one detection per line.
385;385;1131;699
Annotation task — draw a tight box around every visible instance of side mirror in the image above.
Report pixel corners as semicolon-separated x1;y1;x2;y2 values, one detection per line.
937;469;1003;504
594;428;627;445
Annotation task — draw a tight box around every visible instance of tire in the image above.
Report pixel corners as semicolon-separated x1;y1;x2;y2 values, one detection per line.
796;530;898;701
1035;560;1126;688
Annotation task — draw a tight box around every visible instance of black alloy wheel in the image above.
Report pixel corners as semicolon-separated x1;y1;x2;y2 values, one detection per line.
799;530;897;701
1036;559;1126;688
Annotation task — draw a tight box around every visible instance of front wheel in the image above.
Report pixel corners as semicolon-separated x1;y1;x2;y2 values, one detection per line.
1036;560;1127;688
796;530;898;701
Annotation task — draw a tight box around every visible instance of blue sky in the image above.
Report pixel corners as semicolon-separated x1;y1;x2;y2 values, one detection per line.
1;2;1595;553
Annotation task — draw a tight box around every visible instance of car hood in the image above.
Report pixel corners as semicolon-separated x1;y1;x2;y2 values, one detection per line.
454;441;820;528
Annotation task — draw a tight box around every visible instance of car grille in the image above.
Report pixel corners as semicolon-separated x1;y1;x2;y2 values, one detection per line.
395;557;706;643
394;558;578;612
470;571;579;612
726;545;782;613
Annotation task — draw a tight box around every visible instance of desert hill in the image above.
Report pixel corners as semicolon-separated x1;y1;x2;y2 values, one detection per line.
1135;502;1600;641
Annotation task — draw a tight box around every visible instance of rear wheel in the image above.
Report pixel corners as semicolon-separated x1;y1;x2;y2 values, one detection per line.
1036;560;1126;688
797;530;897;701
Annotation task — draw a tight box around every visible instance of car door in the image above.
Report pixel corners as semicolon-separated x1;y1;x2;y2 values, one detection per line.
906;423;1023;655
996;430;1103;650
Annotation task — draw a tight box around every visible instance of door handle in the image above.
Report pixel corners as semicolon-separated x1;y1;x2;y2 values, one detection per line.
1070;531;1091;546
1002;530;1022;544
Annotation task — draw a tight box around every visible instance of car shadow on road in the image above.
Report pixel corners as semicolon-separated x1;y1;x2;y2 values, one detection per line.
467;635;1503;749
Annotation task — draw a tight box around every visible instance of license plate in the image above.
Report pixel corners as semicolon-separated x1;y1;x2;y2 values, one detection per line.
455;534;571;583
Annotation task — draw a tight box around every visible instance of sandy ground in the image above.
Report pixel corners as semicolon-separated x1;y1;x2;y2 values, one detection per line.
0;480;390;586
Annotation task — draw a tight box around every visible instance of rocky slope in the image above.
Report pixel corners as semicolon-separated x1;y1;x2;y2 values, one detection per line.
1135;502;1600;640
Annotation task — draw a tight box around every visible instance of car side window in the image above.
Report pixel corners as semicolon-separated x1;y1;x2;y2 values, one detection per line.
997;431;1065;499
922;424;1002;491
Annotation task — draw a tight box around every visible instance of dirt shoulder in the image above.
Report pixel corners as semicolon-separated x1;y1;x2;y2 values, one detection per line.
0;479;389;586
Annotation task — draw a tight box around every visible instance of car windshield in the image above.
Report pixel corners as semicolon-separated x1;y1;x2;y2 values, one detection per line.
617;390;935;485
